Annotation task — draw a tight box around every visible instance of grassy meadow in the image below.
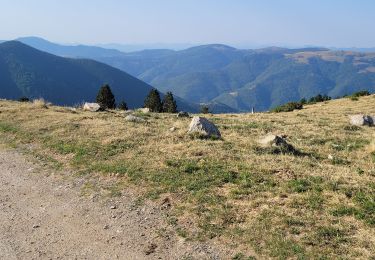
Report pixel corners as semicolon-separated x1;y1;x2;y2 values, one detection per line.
0;96;374;259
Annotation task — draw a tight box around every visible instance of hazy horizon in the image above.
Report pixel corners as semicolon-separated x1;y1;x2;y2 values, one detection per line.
1;0;375;48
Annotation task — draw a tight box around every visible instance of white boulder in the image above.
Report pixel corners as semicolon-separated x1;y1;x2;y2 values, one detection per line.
188;117;221;138
83;102;101;112
349;114;374;126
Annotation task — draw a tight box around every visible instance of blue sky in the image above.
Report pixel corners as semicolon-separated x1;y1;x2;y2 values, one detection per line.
1;0;375;47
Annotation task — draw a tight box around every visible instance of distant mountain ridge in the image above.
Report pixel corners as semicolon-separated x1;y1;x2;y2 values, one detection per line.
8;37;375;112
16;37;126;58
0;41;196;111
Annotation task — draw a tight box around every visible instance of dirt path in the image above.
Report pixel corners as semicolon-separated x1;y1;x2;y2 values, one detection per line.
0;148;226;260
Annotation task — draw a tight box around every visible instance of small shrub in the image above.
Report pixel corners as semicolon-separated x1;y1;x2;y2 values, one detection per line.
308;94;331;104
271;102;303;113
117;100;128;111
200;105;210;114
343;125;361;131
18;97;30;102
351;90;370;98
232;253;256;260
32;98;48;109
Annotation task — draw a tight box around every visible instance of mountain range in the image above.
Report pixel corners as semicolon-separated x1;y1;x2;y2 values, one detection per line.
0;41;196;111
2;37;375;112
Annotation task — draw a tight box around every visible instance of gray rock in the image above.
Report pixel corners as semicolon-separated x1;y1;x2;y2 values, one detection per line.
125;115;146;123
349;114;374;126
259;134;296;153
259;134;288;147
83;102;101;112
177;111;190;118
188;117;221;138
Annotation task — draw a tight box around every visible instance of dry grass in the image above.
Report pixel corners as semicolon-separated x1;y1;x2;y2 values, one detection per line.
32;98;49;109
0;95;375;259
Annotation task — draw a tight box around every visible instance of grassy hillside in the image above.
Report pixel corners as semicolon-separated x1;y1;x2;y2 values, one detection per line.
0;95;374;259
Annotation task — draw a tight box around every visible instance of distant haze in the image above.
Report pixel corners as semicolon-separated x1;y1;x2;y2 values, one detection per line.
1;0;375;48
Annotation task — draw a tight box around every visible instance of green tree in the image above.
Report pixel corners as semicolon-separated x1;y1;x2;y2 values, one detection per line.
144;89;162;112
18;97;30;102
118;100;128;111
162;92;177;113
96;84;116;109
200;105;210;114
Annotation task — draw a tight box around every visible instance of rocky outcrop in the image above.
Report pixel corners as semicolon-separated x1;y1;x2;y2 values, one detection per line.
188;117;221;138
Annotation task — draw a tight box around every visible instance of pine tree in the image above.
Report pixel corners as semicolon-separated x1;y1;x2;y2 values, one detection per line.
118;100;128;111
200;105;210;114
96;84;116;109
144;89;162;112
162;92;177;113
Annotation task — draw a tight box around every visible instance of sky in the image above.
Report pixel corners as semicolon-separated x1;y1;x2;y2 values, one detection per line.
1;0;375;48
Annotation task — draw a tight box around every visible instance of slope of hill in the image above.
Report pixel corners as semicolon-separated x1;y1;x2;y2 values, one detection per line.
0;41;164;109
0;95;374;259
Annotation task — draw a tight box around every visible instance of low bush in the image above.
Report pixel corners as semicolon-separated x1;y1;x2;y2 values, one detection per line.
351;90;370;98
271;102;303;113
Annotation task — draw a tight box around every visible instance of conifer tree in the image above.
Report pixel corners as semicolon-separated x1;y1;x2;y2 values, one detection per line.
162;92;177;113
118;100;128;111
144;89;162;112
200;105;210;114
96;84;116;109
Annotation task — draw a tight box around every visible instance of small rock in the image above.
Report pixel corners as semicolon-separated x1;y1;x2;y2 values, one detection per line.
258;134;296;153
110;205;117;209
160;197;171;210
32;224;40;229
125;115;146;123
349;114;374;126
103;225;110;230
169;127;177;132
177;111;190;118
259;134;288;147
138;108;150;113
188;117;221;138
328;154;334;160
83;102;102;112
144;243;158;255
